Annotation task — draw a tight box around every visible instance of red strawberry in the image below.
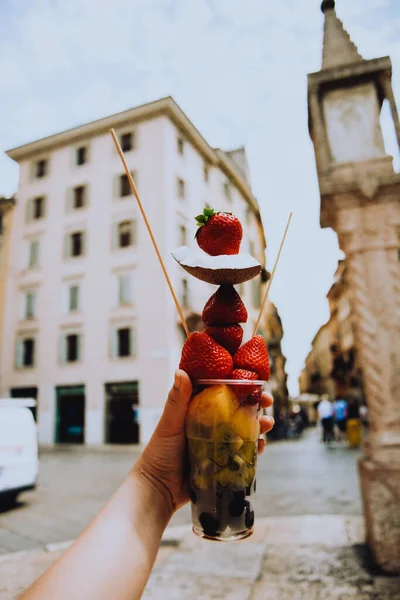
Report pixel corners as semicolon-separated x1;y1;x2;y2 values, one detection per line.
195;208;243;256
232;368;259;399
233;335;270;381
202;285;248;326
204;324;243;355
179;332;233;381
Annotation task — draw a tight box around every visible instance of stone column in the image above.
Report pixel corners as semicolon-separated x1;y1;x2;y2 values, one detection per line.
336;198;400;573
308;86;331;173
379;71;400;153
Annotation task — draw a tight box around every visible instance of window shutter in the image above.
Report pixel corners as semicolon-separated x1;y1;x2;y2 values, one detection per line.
59;334;66;364
124;273;131;304
131;326;136;356
62;284;68;313
16;340;23;368
26;199;33;223
66;188;73;213
113;274;120;307
81;231;86;255
131;170;138;191
34;241;40;266
113;175;119;198
77;334;82;361
19;293;25;319
110;328;117;358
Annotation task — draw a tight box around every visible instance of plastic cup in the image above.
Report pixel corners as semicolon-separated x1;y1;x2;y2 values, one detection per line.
185;379;265;541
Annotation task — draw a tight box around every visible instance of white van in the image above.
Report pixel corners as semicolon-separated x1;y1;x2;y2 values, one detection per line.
0;399;39;502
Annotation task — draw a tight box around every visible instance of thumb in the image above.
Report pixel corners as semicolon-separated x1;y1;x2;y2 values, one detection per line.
159;369;192;434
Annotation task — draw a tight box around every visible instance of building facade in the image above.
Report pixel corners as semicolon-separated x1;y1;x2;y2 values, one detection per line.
260;300;289;416
299;260;363;401
1;97;270;445
0;196;15;390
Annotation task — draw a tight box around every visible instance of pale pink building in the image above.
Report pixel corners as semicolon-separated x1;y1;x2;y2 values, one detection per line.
1;97;267;445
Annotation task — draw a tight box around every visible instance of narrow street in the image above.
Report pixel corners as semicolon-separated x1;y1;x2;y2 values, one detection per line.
0;430;362;554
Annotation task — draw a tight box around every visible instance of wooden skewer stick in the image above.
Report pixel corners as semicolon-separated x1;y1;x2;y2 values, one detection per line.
253;212;292;337
110;128;190;338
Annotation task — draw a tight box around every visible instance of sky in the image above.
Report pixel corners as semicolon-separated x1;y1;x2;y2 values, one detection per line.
0;0;399;395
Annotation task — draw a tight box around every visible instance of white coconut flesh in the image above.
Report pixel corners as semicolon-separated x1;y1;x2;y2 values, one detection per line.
171;246;262;285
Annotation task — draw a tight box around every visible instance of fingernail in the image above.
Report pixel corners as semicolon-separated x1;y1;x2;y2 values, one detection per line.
174;370;181;389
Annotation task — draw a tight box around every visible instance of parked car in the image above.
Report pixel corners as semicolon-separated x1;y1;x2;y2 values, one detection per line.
0;399;38;505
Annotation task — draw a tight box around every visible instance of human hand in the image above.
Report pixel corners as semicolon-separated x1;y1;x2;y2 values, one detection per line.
133;369;274;518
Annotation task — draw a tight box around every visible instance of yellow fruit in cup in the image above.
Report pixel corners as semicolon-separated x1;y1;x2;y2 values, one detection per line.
187;385;240;429
231;407;260;441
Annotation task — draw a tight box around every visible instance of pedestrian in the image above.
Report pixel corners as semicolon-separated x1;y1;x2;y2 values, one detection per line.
317;394;335;443
359;404;369;429
333;396;348;441
19;370;274;600
346;398;362;448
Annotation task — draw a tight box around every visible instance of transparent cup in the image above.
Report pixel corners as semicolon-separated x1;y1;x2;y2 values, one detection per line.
185;379;265;541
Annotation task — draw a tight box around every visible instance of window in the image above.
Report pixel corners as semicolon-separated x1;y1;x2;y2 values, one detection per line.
119;174;132;197
118;221;134;248
66;231;85;258
16;337;35;368
177;136;184;155
28;240;39;268
177;178;185;199
25;292;36;319
181;279;189;308
32;196;45;220
111;326;136;358
120;132;133;152
118;327;131;357
76;146;87;166
35;159;47;178
179;224;187;246
118;272;132;306
69;284;79;312
66;334;79;362
73;185;86;209
203;163;209;182
223;181;232;202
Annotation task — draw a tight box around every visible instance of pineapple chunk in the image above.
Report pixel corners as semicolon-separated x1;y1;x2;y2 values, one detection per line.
187;385;239;429
231;407;260;441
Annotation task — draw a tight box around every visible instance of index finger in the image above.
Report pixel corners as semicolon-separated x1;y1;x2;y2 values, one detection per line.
260;391;273;409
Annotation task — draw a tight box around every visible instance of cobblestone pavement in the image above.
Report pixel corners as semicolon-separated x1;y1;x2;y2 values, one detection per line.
0;430;362;554
2;516;399;600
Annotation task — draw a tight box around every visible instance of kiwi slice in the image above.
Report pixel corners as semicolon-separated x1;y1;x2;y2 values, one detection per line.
188;439;211;461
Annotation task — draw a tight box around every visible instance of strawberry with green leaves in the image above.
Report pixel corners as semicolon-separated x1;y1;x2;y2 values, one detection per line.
195;208;243;256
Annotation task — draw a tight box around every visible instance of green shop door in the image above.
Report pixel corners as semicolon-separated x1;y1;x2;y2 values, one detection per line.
56;385;85;444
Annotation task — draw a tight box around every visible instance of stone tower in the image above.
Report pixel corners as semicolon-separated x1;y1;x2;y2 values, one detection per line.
308;0;400;573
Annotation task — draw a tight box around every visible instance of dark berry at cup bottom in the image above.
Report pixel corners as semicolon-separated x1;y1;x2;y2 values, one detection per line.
245;502;255;529
199;513;220;537
229;491;246;517
190;488;197;505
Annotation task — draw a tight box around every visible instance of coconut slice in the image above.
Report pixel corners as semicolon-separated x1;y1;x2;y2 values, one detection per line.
171;246;262;285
